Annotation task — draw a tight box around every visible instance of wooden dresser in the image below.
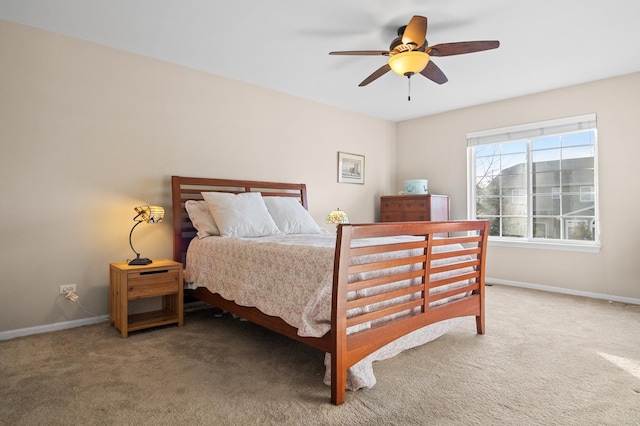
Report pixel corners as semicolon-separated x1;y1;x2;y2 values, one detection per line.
380;194;450;222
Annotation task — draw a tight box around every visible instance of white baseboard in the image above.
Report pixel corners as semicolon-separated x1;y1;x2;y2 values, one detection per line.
489;278;640;305
0;315;109;341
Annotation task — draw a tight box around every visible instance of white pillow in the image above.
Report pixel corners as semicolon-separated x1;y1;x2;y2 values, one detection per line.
185;200;220;238
202;192;281;238
262;196;323;234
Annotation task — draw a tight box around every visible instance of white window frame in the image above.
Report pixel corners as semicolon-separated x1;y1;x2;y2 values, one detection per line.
467;114;600;252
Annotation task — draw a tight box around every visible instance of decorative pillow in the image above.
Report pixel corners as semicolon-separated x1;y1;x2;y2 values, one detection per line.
202;192;281;238
185;200;219;238
262;196;323;234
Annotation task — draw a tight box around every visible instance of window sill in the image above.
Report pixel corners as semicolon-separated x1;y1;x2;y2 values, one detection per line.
488;238;601;253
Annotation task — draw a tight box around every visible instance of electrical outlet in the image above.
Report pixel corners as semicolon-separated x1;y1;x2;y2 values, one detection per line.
59;284;76;295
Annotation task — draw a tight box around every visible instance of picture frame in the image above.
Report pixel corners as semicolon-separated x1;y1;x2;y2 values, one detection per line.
337;152;365;184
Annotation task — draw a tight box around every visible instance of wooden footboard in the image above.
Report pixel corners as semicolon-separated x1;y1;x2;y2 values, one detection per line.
171;176;488;405
330;220;488;405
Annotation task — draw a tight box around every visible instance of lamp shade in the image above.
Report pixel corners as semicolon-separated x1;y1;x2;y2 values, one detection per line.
388;51;430;76
326;209;349;225
134;205;164;224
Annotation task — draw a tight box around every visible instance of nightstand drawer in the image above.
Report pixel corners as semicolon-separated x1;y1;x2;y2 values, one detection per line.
127;269;179;299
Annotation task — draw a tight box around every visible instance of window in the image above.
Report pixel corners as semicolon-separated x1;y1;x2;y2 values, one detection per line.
467;114;599;249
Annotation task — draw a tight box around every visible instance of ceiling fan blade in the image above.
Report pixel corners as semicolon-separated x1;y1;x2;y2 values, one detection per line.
359;64;392;87
402;15;427;48
428;41;499;56
329;50;389;56
420;60;448;84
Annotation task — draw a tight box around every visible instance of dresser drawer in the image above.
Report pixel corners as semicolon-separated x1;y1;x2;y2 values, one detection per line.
381;199;403;212
381;212;404;222
403;199;428;211
127;268;180;299
404;212;427;221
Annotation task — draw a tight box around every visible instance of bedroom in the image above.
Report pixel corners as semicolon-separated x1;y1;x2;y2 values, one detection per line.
0;0;639;419
1;1;639;337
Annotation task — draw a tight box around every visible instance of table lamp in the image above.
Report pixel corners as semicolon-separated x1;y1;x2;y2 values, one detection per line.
128;205;164;265
326;208;349;226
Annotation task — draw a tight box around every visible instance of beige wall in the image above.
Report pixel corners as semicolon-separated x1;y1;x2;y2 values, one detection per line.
397;72;640;300
0;21;396;332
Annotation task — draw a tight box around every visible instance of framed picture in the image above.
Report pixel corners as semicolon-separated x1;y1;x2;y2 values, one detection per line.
338;152;365;184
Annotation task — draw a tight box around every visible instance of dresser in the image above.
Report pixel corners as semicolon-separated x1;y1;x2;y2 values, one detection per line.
380;194;450;222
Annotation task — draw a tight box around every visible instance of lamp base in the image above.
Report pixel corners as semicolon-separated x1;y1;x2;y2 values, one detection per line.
128;257;152;266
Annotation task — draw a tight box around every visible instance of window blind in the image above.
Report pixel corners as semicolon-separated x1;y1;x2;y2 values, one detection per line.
467;113;596;146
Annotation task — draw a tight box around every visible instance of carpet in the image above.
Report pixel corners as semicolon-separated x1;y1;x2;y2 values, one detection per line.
1;285;639;425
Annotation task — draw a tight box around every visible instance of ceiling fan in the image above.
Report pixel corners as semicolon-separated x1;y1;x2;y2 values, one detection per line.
329;15;499;91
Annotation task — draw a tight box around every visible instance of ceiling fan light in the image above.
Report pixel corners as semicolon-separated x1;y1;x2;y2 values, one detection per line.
388;51;430;76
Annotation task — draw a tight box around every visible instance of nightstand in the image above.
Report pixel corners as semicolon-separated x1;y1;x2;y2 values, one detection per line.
109;259;183;338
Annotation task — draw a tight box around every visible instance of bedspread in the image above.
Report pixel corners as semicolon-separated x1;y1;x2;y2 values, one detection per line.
185;233;470;390
186;234;337;337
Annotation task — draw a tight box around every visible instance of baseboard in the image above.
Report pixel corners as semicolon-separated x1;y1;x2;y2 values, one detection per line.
489;278;640;305
1;303;209;341
0;315;109;341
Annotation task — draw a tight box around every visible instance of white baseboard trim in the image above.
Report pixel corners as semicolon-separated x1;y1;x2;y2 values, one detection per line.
0;315;109;341
489;278;640;305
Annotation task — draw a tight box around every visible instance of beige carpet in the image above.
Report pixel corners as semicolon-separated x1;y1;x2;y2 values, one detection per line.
1;285;640;426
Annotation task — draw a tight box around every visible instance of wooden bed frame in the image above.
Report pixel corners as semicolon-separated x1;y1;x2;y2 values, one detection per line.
171;175;488;405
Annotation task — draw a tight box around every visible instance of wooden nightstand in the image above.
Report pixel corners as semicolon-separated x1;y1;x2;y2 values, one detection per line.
109;259;183;338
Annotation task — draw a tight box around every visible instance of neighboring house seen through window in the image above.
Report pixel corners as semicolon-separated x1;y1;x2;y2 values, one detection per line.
467;114;598;250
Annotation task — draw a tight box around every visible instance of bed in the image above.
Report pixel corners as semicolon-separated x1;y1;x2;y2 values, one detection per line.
171;176;488;405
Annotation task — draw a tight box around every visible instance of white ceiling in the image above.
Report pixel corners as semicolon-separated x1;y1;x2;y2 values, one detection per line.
2;0;640;121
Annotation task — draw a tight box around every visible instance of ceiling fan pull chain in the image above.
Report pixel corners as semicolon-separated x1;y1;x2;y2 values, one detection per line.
407;75;411;101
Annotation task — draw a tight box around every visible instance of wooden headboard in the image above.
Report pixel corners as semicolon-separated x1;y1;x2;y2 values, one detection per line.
171;176;309;265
